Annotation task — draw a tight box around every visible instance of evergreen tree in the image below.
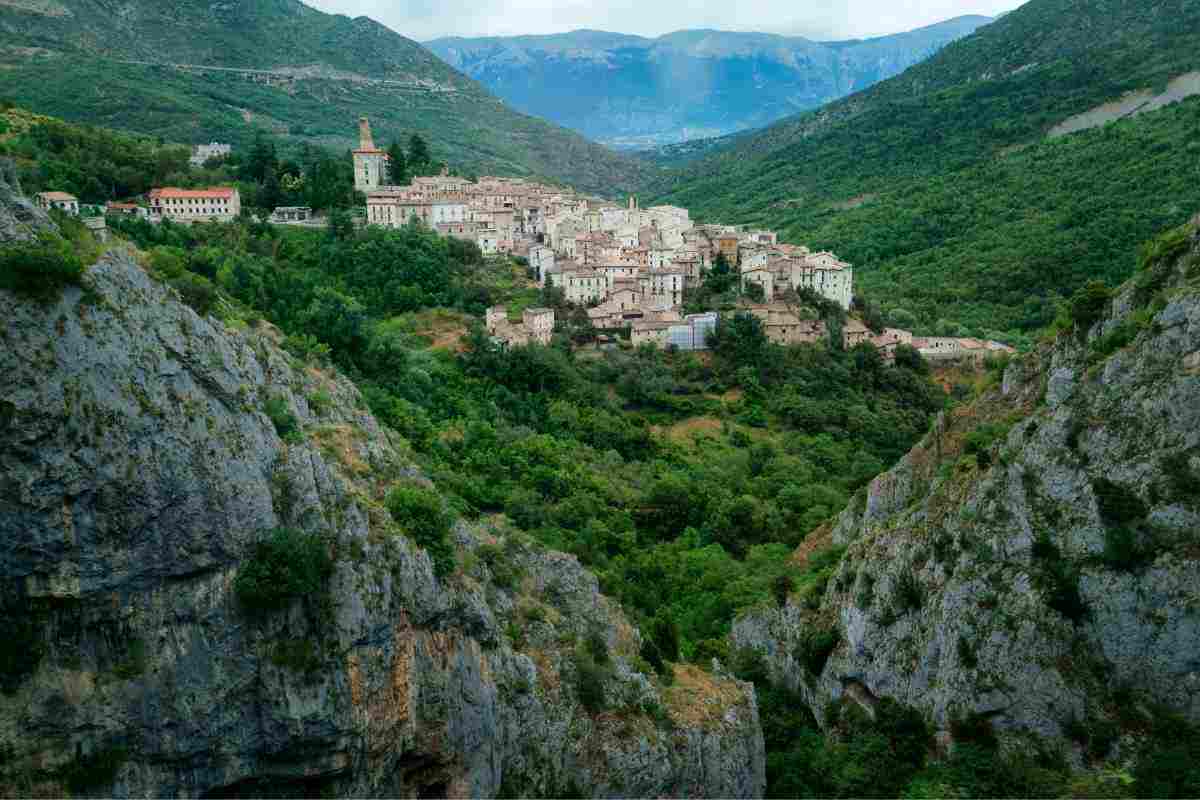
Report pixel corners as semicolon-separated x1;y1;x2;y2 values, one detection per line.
407;133;430;173
386;140;408;185
243;132;277;183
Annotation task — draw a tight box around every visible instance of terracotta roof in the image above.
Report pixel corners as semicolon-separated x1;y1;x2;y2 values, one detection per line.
106;202;139;210
38;191;77;201
150;187;237;199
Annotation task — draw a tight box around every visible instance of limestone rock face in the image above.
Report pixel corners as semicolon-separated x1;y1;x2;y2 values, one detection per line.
734;226;1200;751
0;159;54;243
0;242;763;793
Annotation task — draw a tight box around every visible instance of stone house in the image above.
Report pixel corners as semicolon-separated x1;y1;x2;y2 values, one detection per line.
842;318;873;349
596;262;640;290
744;304;827;346
793;252;853;310
631;320;672;348
190;142;232;168
522;307;555;345
715;234;740;265
741;265;774;302
269;206;312;224
35;191;79;215
529;245;556;285
639;268;684;307
564;269;606;305
105;201;147;219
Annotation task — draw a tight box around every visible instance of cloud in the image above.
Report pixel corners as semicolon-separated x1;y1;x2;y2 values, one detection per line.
303;0;1026;41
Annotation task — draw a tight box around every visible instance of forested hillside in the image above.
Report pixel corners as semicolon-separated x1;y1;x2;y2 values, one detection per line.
0;0;652;194
426;17;990;149
649;0;1200;344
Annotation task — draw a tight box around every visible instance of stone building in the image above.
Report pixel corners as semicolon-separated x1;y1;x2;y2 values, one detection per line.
744;304;828;346
353;117;387;192
522;307;555;344
564;269;606;305
842;318;873;349
485;305;555;347
35;191;79;215
147;187;240;223
189;142;232;168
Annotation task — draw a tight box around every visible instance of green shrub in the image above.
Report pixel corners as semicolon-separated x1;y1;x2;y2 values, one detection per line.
111;638;146;680
0;608;44;694
963;423;1010;468
264;395;299;440
59;745;129;793
584;629;610;666
771;572;794;606
269;638;323;674
1032;533;1087;622
0;233;85;301
234;527;332;613
895;572;923;613
1134;713;1200;797
170;272;217;316
949;711;997;749
306;389;333;417
573;648;610;713
1102;526;1154;570
1163;451;1200;501
957;634;978;669
386;484;455;577
1093;478;1148;525
796;627;840;677
1069;280;1113;335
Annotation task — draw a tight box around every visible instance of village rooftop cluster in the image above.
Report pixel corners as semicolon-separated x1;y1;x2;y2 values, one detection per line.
353;117;1012;361
33;117;1013;363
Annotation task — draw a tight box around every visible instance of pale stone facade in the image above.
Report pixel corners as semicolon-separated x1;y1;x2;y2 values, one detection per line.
35;191;79;215
190;142;231;168
353;117;388;193
147;187;240;223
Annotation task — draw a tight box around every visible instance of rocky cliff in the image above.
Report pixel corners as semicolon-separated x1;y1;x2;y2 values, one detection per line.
0;169;764;798
733;221;1200;756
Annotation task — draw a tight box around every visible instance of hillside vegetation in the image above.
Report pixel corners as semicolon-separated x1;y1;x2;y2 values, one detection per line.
0;0;652;194
649;0;1200;343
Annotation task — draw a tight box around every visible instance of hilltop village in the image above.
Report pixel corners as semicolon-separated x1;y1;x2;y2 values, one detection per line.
353;117;1012;361
30;113;1012;362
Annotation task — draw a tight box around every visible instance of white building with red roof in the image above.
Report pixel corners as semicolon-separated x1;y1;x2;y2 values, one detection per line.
147;187;240;223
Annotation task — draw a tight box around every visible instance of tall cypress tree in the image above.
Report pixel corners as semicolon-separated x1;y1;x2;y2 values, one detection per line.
407;133;430;174
386;140;408;185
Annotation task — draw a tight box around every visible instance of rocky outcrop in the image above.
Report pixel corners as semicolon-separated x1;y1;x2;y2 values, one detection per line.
733;223;1200;754
0;159;54;244
0;231;764;793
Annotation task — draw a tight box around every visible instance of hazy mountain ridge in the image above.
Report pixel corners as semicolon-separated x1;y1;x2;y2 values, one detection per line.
425;16;992;148
0;0;654;194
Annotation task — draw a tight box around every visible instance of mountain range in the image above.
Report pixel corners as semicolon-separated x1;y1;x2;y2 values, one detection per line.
0;0;652;194
425;17;992;148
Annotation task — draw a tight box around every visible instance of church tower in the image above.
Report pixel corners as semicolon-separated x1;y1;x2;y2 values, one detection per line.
353;116;387;192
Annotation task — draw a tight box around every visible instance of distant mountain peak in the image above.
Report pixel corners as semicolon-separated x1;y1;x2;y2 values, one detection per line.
425;16;992;148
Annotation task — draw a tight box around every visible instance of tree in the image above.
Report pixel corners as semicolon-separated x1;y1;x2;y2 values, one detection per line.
408;133;431;173
386;140;408;185
243;132;277;183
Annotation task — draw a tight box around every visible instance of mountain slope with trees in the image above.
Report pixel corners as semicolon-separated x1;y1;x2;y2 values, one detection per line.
647;0;1200;343
426;17;991;149
0;0;652;194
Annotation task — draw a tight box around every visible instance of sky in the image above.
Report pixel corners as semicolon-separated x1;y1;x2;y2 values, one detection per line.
304;0;1026;42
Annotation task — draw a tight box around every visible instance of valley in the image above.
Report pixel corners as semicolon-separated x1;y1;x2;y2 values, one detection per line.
1;0;1200;797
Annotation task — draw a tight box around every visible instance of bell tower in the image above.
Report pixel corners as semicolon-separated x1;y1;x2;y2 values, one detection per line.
352;116;387;191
